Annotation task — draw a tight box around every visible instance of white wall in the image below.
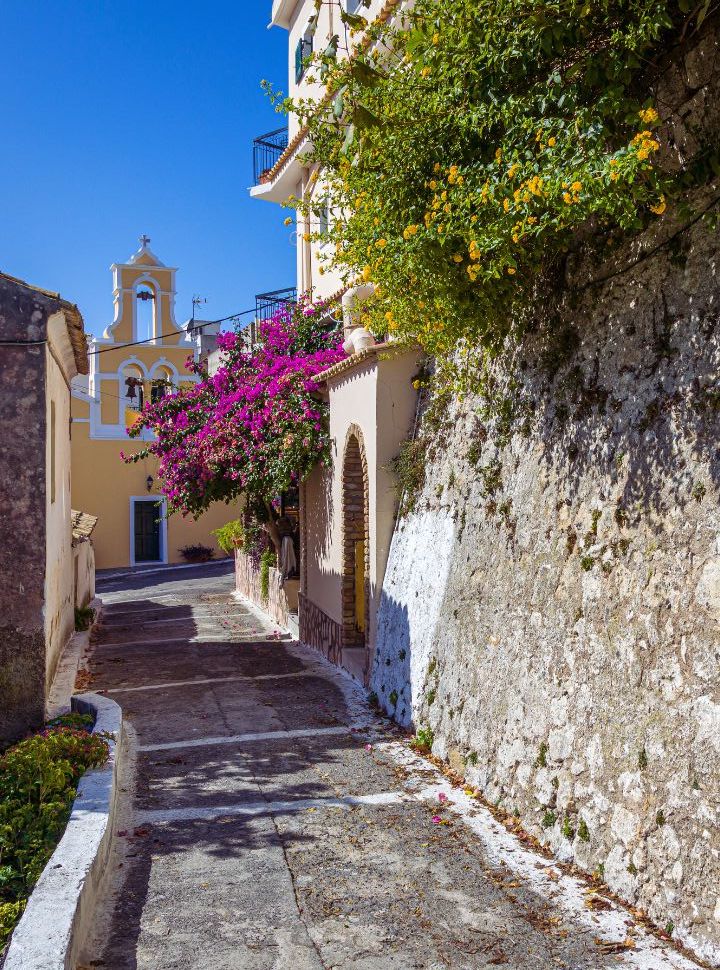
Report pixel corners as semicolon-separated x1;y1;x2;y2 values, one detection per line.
283;0;391;303
73;541;96;609
303;350;418;651
44;348;75;690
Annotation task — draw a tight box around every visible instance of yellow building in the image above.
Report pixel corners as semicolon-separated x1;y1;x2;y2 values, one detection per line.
71;237;236;569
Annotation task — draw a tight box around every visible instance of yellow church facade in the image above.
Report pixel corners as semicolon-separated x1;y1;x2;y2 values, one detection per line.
71;238;236;569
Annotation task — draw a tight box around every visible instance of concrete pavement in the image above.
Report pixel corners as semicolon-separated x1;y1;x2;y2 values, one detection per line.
78;562;703;969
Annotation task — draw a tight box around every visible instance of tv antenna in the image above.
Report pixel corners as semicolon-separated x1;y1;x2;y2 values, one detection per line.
191;295;208;324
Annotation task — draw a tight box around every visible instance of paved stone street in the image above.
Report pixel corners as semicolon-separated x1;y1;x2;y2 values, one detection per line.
79;563;701;970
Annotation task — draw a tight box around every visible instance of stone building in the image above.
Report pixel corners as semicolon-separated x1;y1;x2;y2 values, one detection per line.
70;238;238;569
0;271;89;743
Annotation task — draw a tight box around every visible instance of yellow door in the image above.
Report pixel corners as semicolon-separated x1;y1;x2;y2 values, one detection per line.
354;540;365;634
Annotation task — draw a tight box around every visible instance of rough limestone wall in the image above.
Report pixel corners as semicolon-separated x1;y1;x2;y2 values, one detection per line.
373;24;720;965
0;278;49;744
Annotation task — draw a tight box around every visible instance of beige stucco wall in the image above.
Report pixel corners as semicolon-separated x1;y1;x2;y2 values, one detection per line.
282;0;387;305
73;541;95;608
284;0;388;139
303;461;340;621
44;348;75;692
303;349;418;653
71;420;239;569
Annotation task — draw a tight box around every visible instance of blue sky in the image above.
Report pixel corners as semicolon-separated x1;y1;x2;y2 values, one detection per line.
0;1;295;336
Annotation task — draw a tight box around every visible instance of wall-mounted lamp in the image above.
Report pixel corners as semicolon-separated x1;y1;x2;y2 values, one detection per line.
146;475;154;492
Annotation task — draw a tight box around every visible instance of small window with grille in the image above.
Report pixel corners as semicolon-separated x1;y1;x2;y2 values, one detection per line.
295;19;315;83
319;198;330;236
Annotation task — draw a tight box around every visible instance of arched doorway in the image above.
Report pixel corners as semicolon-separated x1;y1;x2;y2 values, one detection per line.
341;427;370;675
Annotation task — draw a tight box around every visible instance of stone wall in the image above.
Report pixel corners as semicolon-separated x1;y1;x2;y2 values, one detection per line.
373;22;720;965
0;277;50;743
235;550;298;629
299;591;343;666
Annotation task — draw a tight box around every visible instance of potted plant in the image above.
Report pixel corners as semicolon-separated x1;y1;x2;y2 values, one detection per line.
178;543;215;564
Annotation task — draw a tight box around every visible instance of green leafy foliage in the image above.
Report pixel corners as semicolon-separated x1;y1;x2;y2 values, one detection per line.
410;725;435;753
390;437;427;515
0;723;108;945
211;519;245;555
74;605;95;632
178;543;215;562
276;0;701;380
259;549;277;603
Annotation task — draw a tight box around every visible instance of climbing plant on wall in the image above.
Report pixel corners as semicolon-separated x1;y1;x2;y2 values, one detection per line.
273;0;715;378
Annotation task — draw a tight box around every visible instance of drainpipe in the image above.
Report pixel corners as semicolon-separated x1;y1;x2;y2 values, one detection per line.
341;283;376;355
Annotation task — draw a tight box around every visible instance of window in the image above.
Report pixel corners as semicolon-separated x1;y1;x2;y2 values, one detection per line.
346;0;366;13
319;198;330;236
295;21;314;83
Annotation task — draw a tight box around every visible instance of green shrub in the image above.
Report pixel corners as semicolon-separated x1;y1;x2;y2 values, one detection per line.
178;543;214;563
211;519;245;555
390;438;427;516
74;605;95;632
561;817;576;840
259;550;277;603
0;723;108;945
410;725;435;754
45;713;94;732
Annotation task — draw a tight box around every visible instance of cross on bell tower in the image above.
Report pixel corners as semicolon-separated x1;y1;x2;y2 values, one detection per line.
139;233;151;248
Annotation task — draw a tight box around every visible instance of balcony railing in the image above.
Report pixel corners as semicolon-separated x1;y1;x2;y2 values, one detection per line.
253;127;289;185
255;287;297;324
233;288;297;353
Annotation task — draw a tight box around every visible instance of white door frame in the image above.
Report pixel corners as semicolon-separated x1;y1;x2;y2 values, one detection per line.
129;496;168;567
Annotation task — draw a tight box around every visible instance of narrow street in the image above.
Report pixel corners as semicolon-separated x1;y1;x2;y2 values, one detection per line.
79;563;701;970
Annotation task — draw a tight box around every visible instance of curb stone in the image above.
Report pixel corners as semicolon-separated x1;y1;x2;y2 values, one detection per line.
46;597;103;721
2;693;124;970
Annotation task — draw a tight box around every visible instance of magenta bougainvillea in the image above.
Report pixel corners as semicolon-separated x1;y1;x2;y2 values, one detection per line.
124;298;344;519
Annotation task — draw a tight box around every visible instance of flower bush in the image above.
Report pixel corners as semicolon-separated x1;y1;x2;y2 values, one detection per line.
272;0;715;375
125;298;344;538
0;717;109;945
